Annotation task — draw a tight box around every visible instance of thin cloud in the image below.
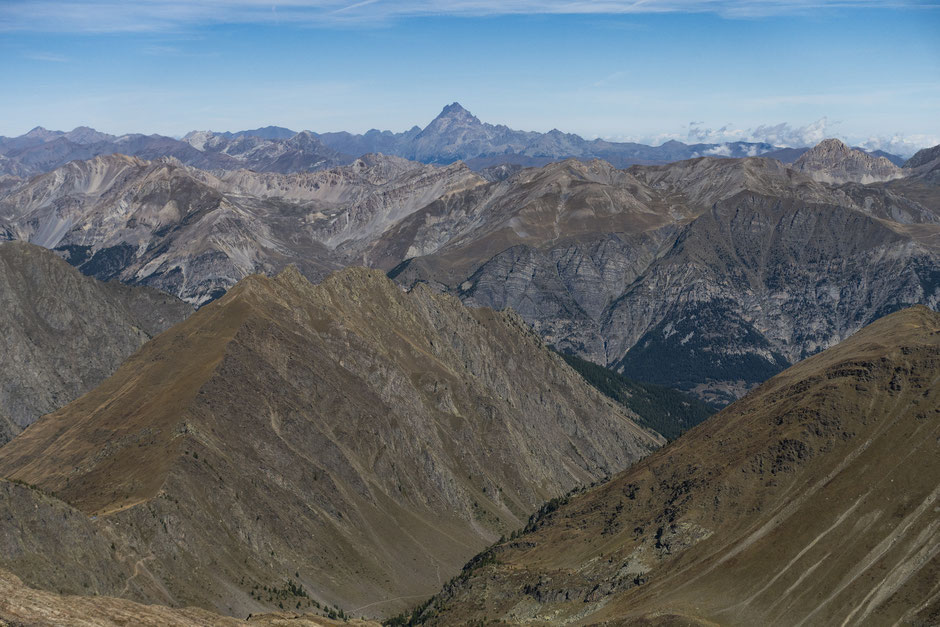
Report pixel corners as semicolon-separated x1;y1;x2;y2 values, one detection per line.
1;0;937;32
24;51;69;62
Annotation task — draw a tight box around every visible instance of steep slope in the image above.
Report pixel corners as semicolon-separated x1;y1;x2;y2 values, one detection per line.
0;241;191;444
606;191;940;402
412;306;940;626
792;138;903;184
0;267;661;618
0;154;480;304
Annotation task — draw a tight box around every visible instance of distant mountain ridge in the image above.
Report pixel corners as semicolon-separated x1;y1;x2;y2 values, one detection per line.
0;103;908;177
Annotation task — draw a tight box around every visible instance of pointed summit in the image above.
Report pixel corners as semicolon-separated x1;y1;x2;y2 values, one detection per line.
439;101;473;118
426;102;480;129
23;126;62;141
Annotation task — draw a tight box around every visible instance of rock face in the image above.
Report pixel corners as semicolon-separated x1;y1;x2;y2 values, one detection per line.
0;153;482;304
0;267;661;618
0;241;191;444
792;138;903;184
412;306;940;627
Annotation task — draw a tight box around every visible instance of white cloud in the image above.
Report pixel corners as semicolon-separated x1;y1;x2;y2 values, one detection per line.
857;133;940;157
1;0;935;32
749;117;836;147
681;118;935;157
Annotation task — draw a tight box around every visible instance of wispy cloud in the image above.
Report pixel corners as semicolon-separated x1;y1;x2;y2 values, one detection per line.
1;0;936;32
24;51;69;62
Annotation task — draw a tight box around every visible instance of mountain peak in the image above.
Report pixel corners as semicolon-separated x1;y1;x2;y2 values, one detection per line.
811;137;851;153
440;101;471;117
23;126;62;141
793;137;902;184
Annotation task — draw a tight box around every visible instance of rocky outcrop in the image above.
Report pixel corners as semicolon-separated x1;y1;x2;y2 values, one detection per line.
0;267;661;619
0;241;191;444
792;138;903;184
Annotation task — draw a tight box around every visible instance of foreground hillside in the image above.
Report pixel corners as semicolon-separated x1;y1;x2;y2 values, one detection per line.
406;306;940;625
0;266;661;619
0;241;191;444
0;565;378;626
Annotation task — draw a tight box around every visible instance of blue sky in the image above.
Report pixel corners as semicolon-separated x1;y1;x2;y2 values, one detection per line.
1;1;938;154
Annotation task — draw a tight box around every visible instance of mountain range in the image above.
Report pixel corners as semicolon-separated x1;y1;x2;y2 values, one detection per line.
0;103;938;626
1;139;937;404
0;103;909;178
0;302;935;624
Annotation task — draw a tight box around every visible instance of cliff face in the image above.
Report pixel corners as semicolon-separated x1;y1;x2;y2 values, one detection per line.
0;267;660;619
0;241;191;444
415;306;940;627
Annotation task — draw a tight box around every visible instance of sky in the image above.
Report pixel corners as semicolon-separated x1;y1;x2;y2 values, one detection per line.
1;0;939;155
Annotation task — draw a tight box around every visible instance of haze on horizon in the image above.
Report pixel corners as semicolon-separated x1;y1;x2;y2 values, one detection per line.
2;0;938;155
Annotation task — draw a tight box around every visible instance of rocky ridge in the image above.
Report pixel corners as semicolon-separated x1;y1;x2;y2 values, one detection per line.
382;153;940;403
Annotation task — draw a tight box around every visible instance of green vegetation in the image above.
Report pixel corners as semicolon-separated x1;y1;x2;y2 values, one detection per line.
614;301;789;400
556;351;716;440
249;578;320;611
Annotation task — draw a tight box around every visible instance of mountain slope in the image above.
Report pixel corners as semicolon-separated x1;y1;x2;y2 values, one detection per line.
557;352;715;440
411;305;940;626
0;240;191;444
0;266;661;618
